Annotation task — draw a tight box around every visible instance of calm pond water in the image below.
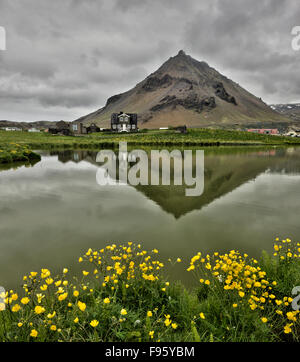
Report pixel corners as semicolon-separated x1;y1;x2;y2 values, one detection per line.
1;146;300;290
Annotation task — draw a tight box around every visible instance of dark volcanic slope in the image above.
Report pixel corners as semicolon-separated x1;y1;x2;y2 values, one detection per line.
74;50;290;129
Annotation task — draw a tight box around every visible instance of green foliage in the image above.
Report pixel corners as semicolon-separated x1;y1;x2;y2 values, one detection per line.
0;141;41;164
1;239;300;342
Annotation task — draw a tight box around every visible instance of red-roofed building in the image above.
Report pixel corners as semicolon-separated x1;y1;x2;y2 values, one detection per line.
247;129;279;135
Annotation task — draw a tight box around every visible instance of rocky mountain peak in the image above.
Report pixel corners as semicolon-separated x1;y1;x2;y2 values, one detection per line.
74;51;290;129
177;50;186;56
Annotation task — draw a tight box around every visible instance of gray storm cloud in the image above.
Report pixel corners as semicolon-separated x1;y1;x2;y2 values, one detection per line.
0;0;299;122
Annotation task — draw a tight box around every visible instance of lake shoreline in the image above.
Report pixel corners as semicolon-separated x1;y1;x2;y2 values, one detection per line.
1;126;300;167
0;143;41;165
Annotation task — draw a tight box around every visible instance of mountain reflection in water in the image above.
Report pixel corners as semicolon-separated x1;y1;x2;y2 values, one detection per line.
0;146;300;290
51;147;300;218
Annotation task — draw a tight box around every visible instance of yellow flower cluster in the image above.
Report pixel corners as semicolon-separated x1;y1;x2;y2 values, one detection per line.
80;242;165;289
3;240;299;341
273;238;300;260
3;243;178;341
188;238;300;336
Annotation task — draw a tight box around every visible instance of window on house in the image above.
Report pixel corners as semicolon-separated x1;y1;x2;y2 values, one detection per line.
73;124;78;131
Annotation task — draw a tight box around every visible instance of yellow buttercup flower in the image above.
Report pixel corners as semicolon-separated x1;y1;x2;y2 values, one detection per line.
47;311;56;319
149;331;154;339
21;297;30;305
147;311;153;317
77;301;86;312
164;318;171;327
12;304;21;312
120;308;127;316
34;305;45;314
46;278;54;285
284;324;293;334
11;293;18;301
30;329;38;338
41;269;51;279
90;320;99;328
58;292;68;301
103;298;110;304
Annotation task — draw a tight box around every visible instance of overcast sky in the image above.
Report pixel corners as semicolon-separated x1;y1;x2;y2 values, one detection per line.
0;0;299;122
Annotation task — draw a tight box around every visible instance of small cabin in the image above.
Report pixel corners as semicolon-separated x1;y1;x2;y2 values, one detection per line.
71;122;100;134
86;123;100;134
174;125;187;134
49;121;71;135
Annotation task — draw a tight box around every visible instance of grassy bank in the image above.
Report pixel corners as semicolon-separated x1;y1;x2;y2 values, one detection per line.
1;239;299;342
0;142;41;164
1;129;300;151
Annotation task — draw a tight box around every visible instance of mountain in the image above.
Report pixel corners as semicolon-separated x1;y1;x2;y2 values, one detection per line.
270;104;300;124
74;50;290;129
0;120;56;130
53;147;300;219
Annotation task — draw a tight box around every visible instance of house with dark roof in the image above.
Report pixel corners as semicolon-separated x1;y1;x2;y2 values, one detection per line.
111;112;138;132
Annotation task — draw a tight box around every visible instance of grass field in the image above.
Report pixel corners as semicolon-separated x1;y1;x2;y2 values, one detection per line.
0;129;300;154
1;238;299;342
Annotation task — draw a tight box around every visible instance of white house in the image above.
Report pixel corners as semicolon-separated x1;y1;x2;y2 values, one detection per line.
28;128;40;133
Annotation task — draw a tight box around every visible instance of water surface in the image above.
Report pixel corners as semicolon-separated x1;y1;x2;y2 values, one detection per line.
1;146;300;289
